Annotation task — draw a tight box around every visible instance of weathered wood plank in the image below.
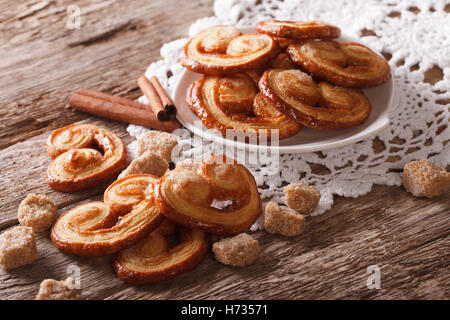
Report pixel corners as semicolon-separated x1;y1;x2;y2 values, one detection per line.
0;184;448;300
0;0;213;149
102;187;449;300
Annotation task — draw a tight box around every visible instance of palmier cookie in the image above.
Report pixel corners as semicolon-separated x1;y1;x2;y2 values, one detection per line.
47;124;127;192
179;25;279;75
113;228;208;285
287;40;391;88
187;73;301;140
259;69;371;130
245;53;298;84
155;155;262;236
256;20;341;40
51;174;163;256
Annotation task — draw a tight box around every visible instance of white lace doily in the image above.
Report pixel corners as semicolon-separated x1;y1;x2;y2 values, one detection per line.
127;0;449;230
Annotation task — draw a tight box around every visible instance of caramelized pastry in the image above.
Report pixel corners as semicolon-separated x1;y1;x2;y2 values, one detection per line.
271;53;298;69
104;174;156;217
46;124;127;192
51;175;163;256
113;228;208;284
252;92;287;120
155;155;262;236
187;73;301;140
179;26;279;75
272;37;297;50
287;40;391;87
245;53;297;85
200;26;242;53
154;218;178;237
256;20;341;40
259;69;371;129
216;73;257;115
245;69;265;85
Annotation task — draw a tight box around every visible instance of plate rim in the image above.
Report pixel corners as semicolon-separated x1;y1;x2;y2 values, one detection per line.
173;27;394;154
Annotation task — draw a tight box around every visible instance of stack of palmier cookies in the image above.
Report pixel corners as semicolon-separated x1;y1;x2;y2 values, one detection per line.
180;21;391;139
46;125;262;285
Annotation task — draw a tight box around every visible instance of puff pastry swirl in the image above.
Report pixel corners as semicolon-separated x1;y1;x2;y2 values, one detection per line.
104;174;155;217
155;155;262;236
256;20;341;40
259;69;371;129
47;124;127;192
287;40;391;88
113;228;208;284
51;174;163;256
179;26;279;75
187;73;301;140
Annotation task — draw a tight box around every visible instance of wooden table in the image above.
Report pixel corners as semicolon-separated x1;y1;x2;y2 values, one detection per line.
0;0;448;300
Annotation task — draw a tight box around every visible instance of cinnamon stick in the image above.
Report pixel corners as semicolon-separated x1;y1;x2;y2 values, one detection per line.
149;76;177;117
69;89;181;132
137;75;168;121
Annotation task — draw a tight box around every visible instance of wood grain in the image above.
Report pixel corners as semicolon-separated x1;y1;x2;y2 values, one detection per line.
1;183;448;300
0;0;448;300
0;0;212;149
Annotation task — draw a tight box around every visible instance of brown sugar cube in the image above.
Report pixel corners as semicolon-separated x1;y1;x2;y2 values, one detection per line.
175;158;199;171
118;151;168;179
284;183;321;214
0;226;37;270
264;202;305;237
18;194;57;232
212;233;260;267
403;160;450;198
137;131;178;162
36;277;82;300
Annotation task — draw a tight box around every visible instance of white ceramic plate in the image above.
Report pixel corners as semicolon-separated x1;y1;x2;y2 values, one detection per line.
173;27;394;153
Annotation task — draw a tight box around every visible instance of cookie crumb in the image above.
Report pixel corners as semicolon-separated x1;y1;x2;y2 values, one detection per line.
0;226;37;270
403;160;450;198
285;183;321;214
18;194;57;232
137;131;178;161
264;202;305;237
118;151;168;178
212;233;260;267
36;277;82;300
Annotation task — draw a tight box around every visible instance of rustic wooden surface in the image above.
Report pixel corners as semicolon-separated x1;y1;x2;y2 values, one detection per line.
0;0;448;300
